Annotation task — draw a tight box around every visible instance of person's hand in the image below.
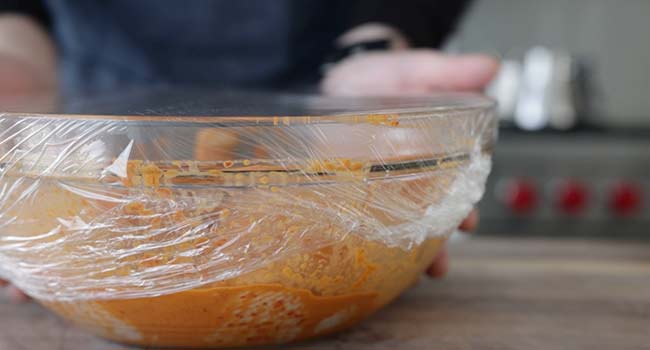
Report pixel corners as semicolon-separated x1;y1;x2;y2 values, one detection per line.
321;50;498;96
321;49;499;278
0;279;29;302
427;209;479;278
0;14;56;96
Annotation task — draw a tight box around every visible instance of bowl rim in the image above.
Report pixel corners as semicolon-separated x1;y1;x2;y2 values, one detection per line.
0;90;496;124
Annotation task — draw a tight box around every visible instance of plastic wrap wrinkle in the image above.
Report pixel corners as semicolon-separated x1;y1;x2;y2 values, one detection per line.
0;107;494;302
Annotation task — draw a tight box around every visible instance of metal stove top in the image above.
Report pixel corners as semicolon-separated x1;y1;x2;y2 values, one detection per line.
478;128;650;238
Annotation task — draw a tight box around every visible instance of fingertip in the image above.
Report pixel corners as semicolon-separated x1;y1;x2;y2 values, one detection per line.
459;209;480;233
408;51;501;91
426;247;449;279
454;54;501;89
461;53;501;72
7;286;30;303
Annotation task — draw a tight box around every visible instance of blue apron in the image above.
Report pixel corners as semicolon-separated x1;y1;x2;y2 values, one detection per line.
44;1;346;95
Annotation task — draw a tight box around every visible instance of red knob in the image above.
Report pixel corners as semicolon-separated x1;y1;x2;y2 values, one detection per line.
503;179;537;214
556;180;589;215
609;183;642;216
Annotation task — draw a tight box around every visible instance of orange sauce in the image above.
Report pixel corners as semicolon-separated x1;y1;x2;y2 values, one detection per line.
16;154;446;348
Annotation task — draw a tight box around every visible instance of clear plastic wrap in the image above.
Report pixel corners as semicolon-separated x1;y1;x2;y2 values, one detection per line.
0;90;497;347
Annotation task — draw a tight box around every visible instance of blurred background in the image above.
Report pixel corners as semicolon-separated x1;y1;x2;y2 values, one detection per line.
449;0;650;237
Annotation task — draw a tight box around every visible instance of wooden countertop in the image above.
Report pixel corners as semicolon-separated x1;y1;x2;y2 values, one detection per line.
2;237;650;350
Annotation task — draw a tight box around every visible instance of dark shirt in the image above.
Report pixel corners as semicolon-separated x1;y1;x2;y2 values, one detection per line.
0;0;471;94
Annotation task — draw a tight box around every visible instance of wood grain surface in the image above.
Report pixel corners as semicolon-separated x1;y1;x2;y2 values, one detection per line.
2;237;649;350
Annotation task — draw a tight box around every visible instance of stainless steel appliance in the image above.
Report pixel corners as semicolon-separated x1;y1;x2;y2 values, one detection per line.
449;0;650;130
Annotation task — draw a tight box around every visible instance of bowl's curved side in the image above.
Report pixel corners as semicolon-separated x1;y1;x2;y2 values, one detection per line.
42;237;445;348
30;153;489;348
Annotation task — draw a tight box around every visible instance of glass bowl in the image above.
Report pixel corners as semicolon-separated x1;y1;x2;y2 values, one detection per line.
0;89;497;348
